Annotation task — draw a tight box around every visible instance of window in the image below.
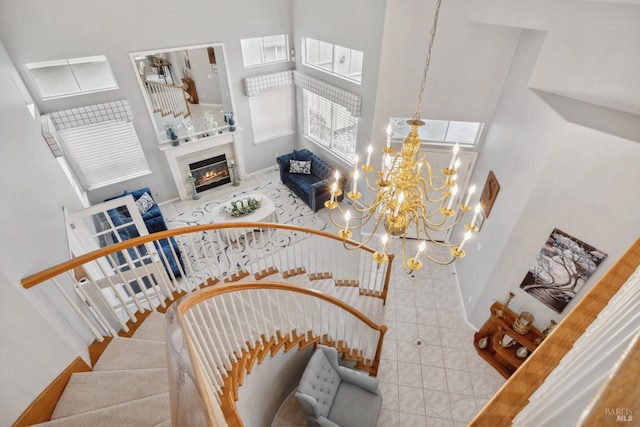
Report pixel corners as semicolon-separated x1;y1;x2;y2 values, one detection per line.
58;121;151;190
390;118;483;147
303;38;363;84
248;85;295;143
26;55;118;100
303;89;358;161
241;34;289;68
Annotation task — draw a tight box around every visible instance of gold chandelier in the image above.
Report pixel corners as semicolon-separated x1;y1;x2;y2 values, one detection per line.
325;0;483;272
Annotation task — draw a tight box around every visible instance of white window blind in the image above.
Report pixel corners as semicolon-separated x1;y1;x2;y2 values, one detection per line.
304;89;357;161
26;55;118;100
59;121;151;190
249;86;294;143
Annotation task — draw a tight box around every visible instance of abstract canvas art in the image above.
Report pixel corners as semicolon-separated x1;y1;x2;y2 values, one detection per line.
519;228;607;313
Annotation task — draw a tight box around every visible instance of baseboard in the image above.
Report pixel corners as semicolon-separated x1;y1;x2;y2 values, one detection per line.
453;265;479;332
246;165;279;177
12;357;91;426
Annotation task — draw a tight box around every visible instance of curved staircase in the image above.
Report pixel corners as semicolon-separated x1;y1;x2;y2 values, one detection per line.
36;312;171;426
21;224;391;426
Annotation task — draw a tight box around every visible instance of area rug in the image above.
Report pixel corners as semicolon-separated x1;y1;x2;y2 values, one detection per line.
165;179;327;287
166;180;326;231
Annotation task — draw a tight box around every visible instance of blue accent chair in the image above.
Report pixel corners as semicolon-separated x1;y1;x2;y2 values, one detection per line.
277;149;347;212
295;345;382;426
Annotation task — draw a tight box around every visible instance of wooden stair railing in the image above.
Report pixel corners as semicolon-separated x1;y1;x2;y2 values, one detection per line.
144;80;191;119
19;223;393;426
168;282;388;427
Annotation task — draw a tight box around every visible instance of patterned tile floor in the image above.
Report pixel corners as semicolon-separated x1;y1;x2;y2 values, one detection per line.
167;170;505;426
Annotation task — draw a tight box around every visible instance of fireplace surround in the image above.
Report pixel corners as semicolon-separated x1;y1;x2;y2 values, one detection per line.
161;132;240;200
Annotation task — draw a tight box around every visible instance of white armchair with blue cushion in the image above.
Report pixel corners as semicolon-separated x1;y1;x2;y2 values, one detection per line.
295;345;382;426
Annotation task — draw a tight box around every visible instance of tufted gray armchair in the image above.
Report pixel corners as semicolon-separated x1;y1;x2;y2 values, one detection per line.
295;345;382;426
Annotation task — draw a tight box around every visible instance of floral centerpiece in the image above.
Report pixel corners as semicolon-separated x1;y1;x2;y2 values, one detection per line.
220;196;262;217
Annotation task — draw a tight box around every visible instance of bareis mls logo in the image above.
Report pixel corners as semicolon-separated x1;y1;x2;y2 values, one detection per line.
605;408;633;422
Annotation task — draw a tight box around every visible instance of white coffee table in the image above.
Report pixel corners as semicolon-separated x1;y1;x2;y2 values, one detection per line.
210;193;277;230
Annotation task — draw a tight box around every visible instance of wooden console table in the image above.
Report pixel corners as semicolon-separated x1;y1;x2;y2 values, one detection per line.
474;302;544;378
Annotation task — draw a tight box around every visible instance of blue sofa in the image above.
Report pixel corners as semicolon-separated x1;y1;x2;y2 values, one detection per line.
105;188;183;279
277;149;347;212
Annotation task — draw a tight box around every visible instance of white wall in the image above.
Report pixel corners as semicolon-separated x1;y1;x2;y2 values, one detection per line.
0;0;297;204
0;41;90;426
187;48;223;105
456;27;640;330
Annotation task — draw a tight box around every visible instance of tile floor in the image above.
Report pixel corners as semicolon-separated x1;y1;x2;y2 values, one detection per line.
164;169;505;426
371;238;505;427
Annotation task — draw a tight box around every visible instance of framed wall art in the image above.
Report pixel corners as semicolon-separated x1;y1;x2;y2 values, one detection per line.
519;228;607;313
480;170;500;217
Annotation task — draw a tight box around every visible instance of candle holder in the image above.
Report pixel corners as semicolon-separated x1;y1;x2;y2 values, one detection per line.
496;292;515;319
361;164;373;173
347;191;361;200
439;206;455;216
324;200;338;209
542;320;558;336
464;223;480;232
450;246;466;258
373;251;389;264
229;162;240;186
186;175;200;200
406;258;423;271
338;229;352;239
513;311;534;335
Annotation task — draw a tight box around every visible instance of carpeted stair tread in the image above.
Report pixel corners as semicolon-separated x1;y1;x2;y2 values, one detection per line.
309;278;337;296
131;311;166;342
283;274;312;288
36;392;170;426
51;368;168;419
93;337;166;371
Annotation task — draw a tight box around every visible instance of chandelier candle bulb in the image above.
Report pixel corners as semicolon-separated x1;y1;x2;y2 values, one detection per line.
454;158;461;172
344;211;351;233
353;154;359;175
352;170;359;194
463;185;476;207
471;203;481;228
393;192;405;218
446;185;458;210
414;241;426;262
458;231;472;252
330;182;337;204
386;125;392;149
448;143;460;170
381;234;389;254
366;145;373;167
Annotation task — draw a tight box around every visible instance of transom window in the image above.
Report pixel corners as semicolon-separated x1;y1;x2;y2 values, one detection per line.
241;34;289;68
303;38;363;84
390;118;483;147
303;89;358;162
25;55;118;100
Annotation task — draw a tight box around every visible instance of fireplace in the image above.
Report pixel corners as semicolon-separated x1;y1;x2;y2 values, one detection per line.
189;154;231;193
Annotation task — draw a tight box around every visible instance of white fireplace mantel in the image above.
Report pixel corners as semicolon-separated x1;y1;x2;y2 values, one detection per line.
161;131;240;200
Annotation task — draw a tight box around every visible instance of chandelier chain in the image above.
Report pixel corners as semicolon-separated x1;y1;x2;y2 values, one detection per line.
413;0;443;122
